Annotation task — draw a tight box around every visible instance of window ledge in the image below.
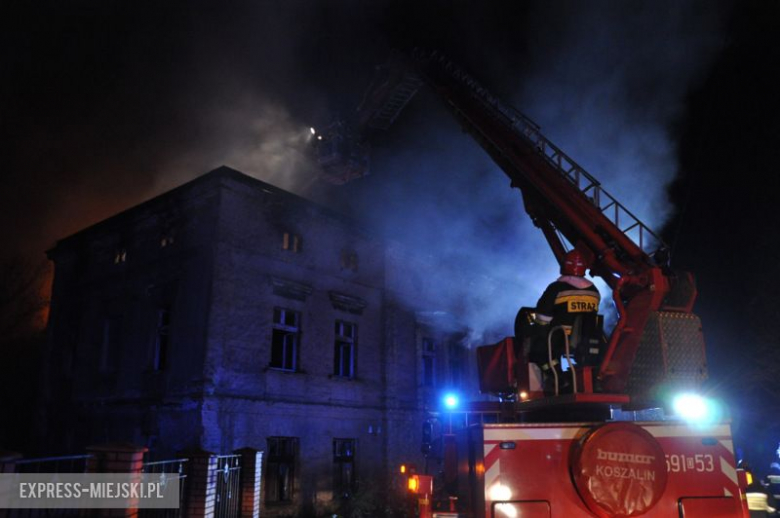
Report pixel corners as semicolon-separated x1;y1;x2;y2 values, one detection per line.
270;276;312;301
328;291;367;315
266;366;306;374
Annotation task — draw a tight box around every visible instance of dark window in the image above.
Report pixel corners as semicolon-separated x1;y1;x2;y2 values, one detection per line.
282;232;301;253
333;438;356;498
100;316;121;371
266;437;297;503
153;307;171;371
422;337;436;387
334;321;356;378
423;356;435;387
271;308;300;371
340;250;358;272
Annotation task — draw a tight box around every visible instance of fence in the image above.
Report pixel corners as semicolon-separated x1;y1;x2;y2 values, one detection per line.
2;454;92;518
139;458;188;518
0;446;263;518
214;455;241;518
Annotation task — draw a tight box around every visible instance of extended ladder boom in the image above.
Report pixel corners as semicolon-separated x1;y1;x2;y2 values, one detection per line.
314;50;704;395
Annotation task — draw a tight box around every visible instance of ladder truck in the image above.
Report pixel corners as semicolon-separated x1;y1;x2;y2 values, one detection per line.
312;51;750;517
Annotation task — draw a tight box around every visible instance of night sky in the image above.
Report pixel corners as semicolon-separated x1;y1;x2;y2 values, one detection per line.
3;1;780;473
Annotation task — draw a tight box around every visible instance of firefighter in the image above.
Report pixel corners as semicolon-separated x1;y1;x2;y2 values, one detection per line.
529;249;600;394
768;443;780;506
741;460;778;517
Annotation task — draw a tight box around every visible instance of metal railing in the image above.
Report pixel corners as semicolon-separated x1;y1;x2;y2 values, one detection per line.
6;455;93;518
13;454;92;474
139;457;189;518
214;454;242;518
416;50;667;257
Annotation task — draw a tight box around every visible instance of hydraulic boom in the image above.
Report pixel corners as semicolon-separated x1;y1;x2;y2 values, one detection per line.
313;50;707;400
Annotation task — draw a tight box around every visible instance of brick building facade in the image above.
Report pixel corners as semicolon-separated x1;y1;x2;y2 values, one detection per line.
43;166;480;515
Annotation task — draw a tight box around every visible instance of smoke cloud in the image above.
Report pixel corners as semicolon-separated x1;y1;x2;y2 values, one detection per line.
1;1;730;342
154;96;321;195
517;1;728;229
333;1;730;341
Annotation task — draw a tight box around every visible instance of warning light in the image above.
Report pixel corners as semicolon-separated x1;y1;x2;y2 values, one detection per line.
671;392;721;426
519;391;529;400
400;464;407;474
672;393;707;420
408;475;419;493
443;392;459;410
746;471;754;486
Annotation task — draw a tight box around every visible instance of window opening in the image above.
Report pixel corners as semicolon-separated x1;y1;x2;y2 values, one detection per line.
334;321;356;378
271;308;300;371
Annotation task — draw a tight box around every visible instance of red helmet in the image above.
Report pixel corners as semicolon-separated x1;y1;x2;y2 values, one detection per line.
561;249;588;276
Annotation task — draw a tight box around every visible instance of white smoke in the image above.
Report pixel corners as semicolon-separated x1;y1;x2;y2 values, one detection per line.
151;94;321;195
348;2;729;341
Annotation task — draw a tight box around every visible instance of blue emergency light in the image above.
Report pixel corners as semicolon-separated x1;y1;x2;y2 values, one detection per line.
671;392;721;426
443;393;459;410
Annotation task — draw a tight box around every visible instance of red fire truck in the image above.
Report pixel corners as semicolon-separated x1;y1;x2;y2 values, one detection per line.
313;51;750;517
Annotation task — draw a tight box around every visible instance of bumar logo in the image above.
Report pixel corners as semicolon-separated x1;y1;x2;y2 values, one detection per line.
596;449;656;465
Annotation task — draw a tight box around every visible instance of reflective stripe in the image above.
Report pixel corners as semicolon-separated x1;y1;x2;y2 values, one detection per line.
720;456;738;486
555;290;602;300
535;313;552;323
554;294;600;305
484;427;584;441
645;425;731;438
746;493;770;511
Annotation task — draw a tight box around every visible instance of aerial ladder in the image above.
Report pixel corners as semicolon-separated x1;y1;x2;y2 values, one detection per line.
313;50;707;405
311;51;747;517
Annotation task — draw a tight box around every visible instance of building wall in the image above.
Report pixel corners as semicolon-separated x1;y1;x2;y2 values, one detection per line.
44;174;222;454
43;167;481;516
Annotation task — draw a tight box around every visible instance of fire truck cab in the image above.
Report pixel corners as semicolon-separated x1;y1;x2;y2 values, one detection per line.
433;418;744;517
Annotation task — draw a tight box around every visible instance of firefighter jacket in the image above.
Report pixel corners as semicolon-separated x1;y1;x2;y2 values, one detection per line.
768;472;780;503
746;480;777;517
534;275;601;329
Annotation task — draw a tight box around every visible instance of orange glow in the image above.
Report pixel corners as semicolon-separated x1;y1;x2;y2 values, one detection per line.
407;475;419;493
519;390;529;400
400;464;407;474
34;262;54;331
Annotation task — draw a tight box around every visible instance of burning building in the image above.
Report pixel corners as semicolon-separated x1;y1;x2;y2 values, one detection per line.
42;166;480;515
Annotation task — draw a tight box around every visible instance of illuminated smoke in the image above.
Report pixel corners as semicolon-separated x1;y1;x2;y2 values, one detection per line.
516;1;727;229
2;2;729;344
153;96;321;195
340;1;729;342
